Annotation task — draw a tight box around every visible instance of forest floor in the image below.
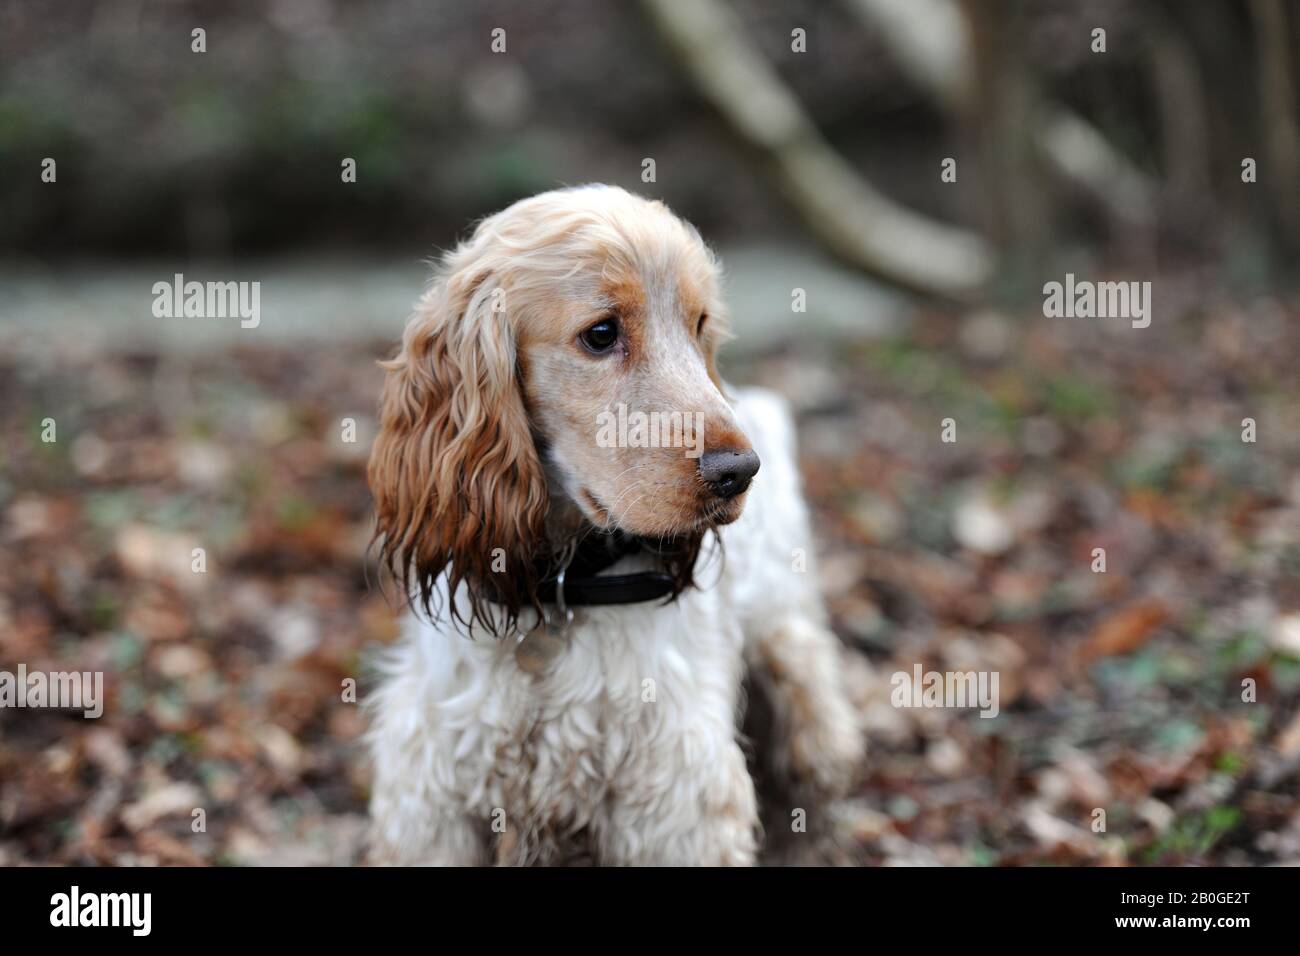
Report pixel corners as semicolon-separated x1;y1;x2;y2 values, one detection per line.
2;288;1299;866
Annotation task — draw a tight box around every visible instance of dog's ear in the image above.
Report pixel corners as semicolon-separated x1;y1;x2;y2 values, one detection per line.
368;253;547;634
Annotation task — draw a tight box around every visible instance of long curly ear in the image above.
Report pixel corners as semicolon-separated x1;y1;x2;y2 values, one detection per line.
368;254;547;635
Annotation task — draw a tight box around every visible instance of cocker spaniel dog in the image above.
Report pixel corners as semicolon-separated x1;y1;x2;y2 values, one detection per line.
366;184;862;865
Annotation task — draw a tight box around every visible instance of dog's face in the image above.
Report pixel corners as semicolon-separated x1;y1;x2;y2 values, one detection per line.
369;186;757;629
514;204;755;538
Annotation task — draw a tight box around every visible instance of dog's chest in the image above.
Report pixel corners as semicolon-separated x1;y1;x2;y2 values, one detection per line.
486;595;744;857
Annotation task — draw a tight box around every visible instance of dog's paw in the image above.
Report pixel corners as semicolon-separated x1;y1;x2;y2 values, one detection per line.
782;680;865;799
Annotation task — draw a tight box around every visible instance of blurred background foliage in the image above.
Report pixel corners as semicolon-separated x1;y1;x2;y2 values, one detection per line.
0;0;1295;299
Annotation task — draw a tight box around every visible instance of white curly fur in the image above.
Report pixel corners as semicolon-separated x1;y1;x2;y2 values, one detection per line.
368;388;862;865
366;187;862;865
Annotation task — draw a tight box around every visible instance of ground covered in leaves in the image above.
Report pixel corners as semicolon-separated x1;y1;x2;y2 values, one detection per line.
2;295;1298;866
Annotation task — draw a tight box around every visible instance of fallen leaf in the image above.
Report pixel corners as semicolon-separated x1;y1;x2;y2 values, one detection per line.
1079;599;1168;666
120;782;203;832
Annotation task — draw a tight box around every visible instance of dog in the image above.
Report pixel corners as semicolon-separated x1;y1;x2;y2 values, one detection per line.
366;184;862;865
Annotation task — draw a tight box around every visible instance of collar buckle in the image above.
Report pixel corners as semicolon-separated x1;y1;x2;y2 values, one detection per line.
546;562;575;632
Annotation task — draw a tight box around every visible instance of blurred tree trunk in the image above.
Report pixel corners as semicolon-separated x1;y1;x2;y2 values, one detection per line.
640;0;993;300
1248;0;1300;251
1148;14;1214;250
844;0;1154;234
959;0;1050;284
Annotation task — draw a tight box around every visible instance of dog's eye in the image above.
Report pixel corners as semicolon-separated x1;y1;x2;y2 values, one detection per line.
697;313;708;336
579;318;620;354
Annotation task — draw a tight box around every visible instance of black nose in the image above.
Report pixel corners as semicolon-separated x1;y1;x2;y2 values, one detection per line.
699;448;760;499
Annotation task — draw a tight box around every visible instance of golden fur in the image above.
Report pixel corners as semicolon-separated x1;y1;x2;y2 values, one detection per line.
365;186;864;865
370;186;751;633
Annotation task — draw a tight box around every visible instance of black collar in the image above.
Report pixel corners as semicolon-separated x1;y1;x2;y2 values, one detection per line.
534;530;678;607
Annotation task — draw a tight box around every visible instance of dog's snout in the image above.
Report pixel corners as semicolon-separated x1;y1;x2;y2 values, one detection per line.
699;448;760;499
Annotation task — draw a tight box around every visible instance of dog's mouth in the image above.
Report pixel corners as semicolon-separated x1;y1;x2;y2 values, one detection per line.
578;484;745;536
578;487;612;525
700;495;745;527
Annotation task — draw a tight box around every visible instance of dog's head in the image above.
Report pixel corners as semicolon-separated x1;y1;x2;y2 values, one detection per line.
369;185;757;630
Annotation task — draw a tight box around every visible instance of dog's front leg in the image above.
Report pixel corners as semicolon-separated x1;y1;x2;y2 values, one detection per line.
366;667;490;866
595;739;759;866
368;802;487;866
746;613;865;800
367;750;488;866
